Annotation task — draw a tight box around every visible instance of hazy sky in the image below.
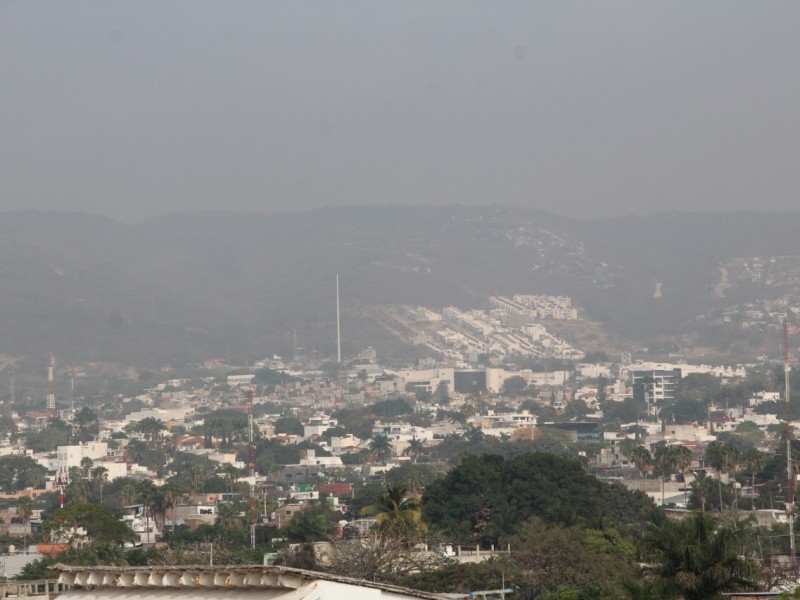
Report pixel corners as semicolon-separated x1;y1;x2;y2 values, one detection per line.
2;1;800;222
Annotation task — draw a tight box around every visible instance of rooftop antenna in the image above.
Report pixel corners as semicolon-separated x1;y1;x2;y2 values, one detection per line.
47;353;56;415
784;318;796;564
336;274;342;363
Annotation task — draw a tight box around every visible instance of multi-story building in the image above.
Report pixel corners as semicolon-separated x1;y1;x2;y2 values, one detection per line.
631;367;682;408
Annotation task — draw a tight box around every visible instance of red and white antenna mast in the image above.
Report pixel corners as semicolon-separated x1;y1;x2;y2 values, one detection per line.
47;353;56;415
248;387;256;478
784;319;796;563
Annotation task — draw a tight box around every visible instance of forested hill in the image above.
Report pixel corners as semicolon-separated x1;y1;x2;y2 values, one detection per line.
2;208;800;365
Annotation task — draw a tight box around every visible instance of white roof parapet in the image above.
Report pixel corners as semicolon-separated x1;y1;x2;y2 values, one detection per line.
56;565;447;600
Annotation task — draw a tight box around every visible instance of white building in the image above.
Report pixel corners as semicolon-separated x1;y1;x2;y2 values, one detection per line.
49;442;109;472
304;416;338;438
227;374;256;387
391;368;455;393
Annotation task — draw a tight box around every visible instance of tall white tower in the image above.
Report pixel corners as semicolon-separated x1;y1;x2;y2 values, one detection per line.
47;353;56;414
336;274;342;363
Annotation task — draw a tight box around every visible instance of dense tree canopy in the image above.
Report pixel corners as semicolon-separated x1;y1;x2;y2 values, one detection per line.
500;376;528;396
43;503;136;545
0;455;48;492
274;416;304;436
423;452;660;546
25;418;71;452
368;398;413;418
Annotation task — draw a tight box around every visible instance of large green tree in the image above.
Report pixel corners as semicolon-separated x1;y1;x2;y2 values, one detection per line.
43;503;136;545
423;453;660;546
0;456;48;492
508;518;639;599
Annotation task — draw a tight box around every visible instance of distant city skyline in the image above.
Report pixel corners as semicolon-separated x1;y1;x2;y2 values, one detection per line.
2;1;800;222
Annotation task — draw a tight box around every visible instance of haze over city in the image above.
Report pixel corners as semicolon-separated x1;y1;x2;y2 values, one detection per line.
6;3;800;599
2;1;800;222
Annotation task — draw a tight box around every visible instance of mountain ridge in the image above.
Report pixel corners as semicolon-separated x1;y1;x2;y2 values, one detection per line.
1;207;799;366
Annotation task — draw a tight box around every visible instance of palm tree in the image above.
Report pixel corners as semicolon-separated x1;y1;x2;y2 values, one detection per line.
126;440;148;464
646;511;761;600
68;466;82;484
187;466;205;492
403;437;426;464
80;457;94;478
706;441;736;509
71;478;90;503
216;502;244;530
360;483;425;540
137;480;161;543
671;445;692;474
221;464;241;496
161;481;183;535
164;435;180;461
137;417;167;445
654;444;676;479
630;446;652;490
91;466;109;503
369;435;393;464
619;438;636;464
671;445;693;505
724;444;741;507
742;449;765;511
268;465;283;485
691;470;713;513
404;465;429;495
15;496;32;525
120;483;137;506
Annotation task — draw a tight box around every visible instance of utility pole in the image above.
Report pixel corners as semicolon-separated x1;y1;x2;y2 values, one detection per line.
248;387;257;551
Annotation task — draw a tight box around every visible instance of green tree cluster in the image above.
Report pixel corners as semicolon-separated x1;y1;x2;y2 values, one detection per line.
203;409;250;446
423;453;660;547
367;398;413;418
25;418;71;453
0;456;47;492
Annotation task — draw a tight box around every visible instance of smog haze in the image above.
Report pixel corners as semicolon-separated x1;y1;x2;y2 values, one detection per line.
2;1;800;222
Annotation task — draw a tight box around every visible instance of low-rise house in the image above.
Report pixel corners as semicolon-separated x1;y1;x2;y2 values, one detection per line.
172;503;217;530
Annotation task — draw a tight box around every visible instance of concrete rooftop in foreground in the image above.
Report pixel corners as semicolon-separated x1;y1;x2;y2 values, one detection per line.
56;565;451;600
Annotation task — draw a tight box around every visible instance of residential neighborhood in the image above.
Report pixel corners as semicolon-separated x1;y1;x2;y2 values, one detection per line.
1;318;799;599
